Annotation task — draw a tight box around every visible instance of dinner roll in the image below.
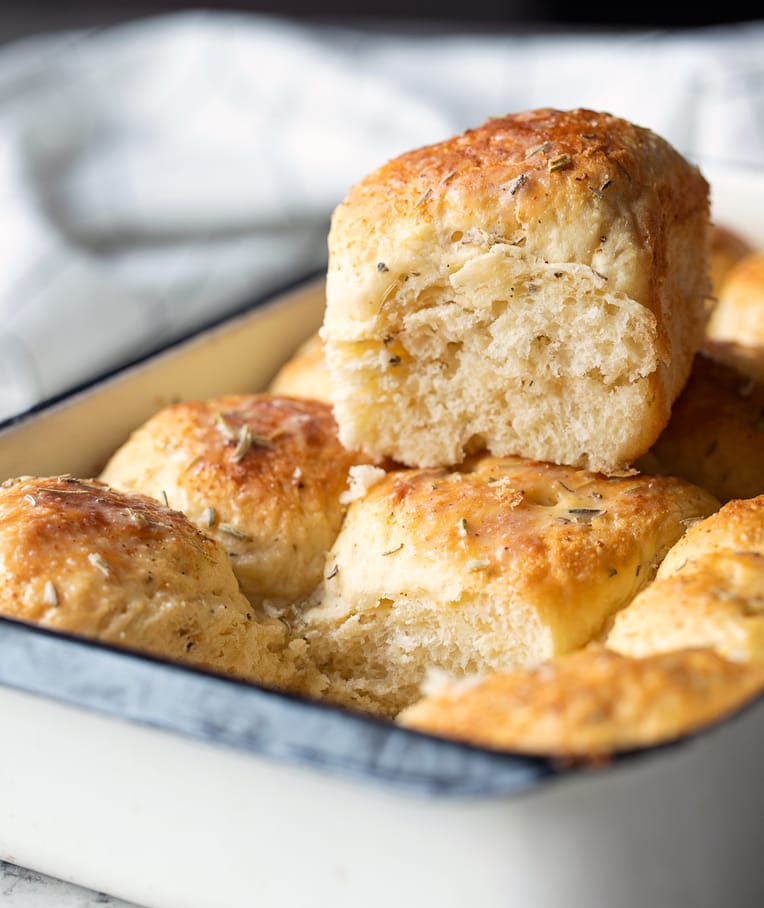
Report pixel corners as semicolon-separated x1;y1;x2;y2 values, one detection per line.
322;107;712;473
100;393;368;611
302;455;719;717
0;475;303;688
397;646;764;758
709;222;754;300
606;495;764;663
638;352;764;502
267;333;333;404
706;251;764;347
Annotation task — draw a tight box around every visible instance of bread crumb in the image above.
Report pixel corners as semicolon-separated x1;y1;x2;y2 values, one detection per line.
340;465;387;504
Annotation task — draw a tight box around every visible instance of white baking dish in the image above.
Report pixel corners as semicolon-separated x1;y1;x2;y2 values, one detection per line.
0;160;763;908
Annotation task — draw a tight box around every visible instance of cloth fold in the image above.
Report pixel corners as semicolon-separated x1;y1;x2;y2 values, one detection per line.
1;10;763;422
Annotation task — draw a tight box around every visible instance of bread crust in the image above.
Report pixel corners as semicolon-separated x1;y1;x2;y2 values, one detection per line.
639;352;764;502
323;108;711;472
100;394;368;610
707;251;764;346
606;495;764;663
709;222;754;300
0;475;297;685
397;646;764;758
304;454;719;716
267;333;333;404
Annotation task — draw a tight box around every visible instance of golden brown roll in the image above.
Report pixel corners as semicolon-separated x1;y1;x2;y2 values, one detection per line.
267;333;333;404
322;107;712;473
302;455;720;717
709;222;754;300
397;646;764;759
606;495;764;663
0;475;304;688
706;251;764;347
100;394;369;611
638;352;764;502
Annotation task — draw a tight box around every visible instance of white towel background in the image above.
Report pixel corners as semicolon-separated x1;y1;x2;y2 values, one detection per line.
0;10;763;422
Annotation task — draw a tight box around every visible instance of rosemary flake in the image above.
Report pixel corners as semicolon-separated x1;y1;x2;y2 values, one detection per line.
378;281;398;313
458;517;468;537
88;553;110;577
124;507;146;524
568;508;606;522
327;564;339;580
413;187;432;208
589;179;613;200
215;411;238;442
201;506;217;527
218;524;252;542
24;494;37;506
525;141;551;159
381;543;404;556
232;424;253;463
377;262;389;272
505;173;528;195
548;153;571;173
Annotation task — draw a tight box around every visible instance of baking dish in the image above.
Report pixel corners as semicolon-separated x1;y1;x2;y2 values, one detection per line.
0;159;763;908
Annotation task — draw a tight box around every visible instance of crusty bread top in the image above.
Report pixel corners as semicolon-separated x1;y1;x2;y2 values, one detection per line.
323;108;711;472
657;493;764;578
309;455;719;654
0;475;276;680
604;495;764;663
327;107;709;356
100;393;369;609
397;646;764;758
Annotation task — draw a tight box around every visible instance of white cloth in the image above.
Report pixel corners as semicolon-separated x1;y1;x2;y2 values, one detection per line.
1;10;763;422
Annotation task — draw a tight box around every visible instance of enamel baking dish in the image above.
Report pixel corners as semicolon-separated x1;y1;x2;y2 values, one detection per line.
0;160;763;908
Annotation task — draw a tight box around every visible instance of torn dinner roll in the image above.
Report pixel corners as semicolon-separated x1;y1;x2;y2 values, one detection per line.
100;393;369;611
302;454;719;717
322;107;712;473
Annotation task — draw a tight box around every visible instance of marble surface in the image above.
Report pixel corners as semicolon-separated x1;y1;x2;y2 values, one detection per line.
0;861;140;907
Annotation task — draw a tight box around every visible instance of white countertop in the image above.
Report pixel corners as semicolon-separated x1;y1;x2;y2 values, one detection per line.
0;862;139;907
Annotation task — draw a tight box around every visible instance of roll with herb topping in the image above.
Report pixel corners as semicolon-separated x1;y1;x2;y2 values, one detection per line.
0;475;304;688
100;394;371;612
322;107;712;474
397;645;764;758
302;455;719;717
637;352;764;503
606;494;764;663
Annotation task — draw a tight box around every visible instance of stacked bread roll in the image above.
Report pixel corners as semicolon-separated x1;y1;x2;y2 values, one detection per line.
3;108;764;762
